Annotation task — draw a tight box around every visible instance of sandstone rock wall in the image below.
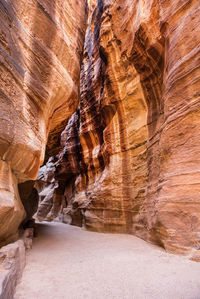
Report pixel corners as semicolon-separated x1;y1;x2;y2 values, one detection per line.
37;0;200;258
1;0;199;259
0;0;87;246
52;0;149;236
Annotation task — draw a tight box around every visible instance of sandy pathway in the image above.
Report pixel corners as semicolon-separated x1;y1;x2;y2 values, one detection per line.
15;222;200;299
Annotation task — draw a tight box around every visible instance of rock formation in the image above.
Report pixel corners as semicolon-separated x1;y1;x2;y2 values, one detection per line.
0;240;26;299
36;157;65;222
0;0;200;260
36;0;200;259
0;0;87;246
18;181;39;227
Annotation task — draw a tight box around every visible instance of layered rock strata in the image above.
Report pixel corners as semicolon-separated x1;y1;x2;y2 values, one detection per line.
0;0;87;246
37;0;200;258
49;0;149;236
0;0;199;259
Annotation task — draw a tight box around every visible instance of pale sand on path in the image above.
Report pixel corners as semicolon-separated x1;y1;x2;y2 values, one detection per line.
14;222;200;299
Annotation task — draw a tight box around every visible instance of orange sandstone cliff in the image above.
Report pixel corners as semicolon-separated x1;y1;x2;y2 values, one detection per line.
0;0;200;260
0;0;87;246
37;0;200;259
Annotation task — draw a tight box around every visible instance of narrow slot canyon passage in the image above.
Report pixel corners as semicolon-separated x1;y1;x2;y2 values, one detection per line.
14;222;200;299
0;0;200;298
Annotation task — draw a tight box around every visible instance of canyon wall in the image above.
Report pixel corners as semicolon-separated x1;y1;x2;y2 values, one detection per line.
37;0;200;258
0;0;199;260
0;0;87;246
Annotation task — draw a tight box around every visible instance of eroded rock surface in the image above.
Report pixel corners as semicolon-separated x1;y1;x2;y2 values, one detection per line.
0;0;87;245
36;157;65;222
18;181;39;228
0;0;200;259
0;240;25;299
37;0;200;258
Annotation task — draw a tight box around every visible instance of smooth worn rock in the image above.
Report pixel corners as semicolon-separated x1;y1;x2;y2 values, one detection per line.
0;0;200;260
0;0;87;245
0;161;25;247
37;0;200;259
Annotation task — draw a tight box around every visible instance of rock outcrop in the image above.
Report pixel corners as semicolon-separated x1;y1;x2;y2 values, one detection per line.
0;0;87;246
0;240;25;299
36;157;65;222
0;0;200;260
36;0;200;258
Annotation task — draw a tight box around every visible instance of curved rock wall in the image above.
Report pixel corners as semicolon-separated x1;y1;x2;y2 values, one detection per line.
53;0;149;236
0;0;87;246
36;0;200;258
1;0;200;259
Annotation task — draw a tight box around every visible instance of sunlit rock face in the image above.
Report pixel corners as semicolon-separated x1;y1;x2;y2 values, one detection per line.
38;0;200;258
0;0;87;246
54;0;149;235
1;0;199;260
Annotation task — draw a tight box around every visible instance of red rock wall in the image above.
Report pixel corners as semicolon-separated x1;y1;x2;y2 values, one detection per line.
53;0;149;236
1;0;199;260
0;0;87;246
37;0;200;259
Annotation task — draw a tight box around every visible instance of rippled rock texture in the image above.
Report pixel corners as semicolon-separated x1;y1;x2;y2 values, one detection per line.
1;0;200;259
0;0;87;246
38;0;200;258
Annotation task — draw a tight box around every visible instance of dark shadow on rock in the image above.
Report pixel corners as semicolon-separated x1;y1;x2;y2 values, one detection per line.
18;180;39;228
